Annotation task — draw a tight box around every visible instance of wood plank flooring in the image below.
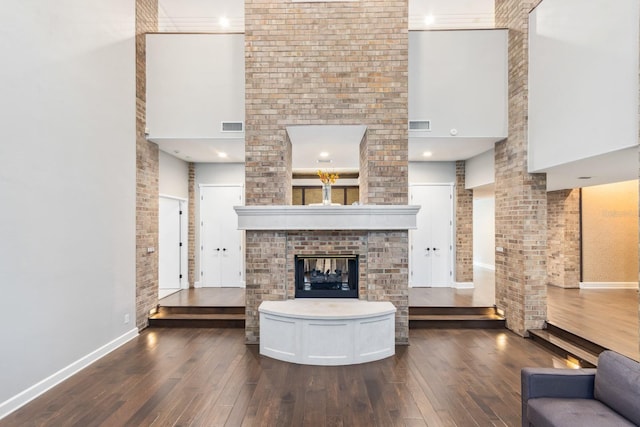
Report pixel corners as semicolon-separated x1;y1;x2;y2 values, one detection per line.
2;328;572;427
546;285;639;361
169;271;640;362
160;288;245;307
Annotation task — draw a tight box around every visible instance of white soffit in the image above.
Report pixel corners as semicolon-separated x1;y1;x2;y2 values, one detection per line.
541;146;638;191
288;125;366;172
409;136;500;161
152;137;245;163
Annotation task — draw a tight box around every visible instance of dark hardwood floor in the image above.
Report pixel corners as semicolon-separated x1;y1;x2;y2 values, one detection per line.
546;285;639;361
160;288;245;307
5;277;637;425
2;328;571;427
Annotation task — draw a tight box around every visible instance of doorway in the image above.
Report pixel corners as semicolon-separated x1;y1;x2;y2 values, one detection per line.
199;185;244;287
159;196;187;299
409;184;454;287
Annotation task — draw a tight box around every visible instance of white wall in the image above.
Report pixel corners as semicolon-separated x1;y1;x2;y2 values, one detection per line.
528;0;639;172
0;0;136;416
159;151;189;199
409;29;508;138
409;162;456;184
473;188;495;269
146;33;245;139
465;148;495;189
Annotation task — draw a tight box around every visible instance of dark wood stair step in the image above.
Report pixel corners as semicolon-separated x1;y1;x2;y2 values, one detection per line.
149;312;245;328
528;328;600;368
156;306;245;315
409;312;505;329
409;306;498;316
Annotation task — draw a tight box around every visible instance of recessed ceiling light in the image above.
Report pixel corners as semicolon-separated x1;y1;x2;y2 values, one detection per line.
424;15;435;26
219;16;230;28
578;176;592;180
319;151;329;158
423;151;433;158
218;152;228;158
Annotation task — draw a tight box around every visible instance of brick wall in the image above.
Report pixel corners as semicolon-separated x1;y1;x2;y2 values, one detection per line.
244;0;408;206
245;231;288;344
455;160;473;283
245;230;409;345
188;162;196;288
244;0;409;344
547;189;581;288
367;231;409;344
494;0;546;336
135;0;158;330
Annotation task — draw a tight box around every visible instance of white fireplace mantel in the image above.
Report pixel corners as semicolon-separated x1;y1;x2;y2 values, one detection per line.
234;205;420;231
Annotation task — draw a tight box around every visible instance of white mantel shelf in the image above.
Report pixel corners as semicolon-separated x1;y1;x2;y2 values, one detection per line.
234;205;420;231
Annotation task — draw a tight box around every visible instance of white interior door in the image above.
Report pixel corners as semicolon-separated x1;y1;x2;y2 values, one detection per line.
410;185;453;287
159;197;182;294
200;185;244;287
411;187;432;286
429;185;453;286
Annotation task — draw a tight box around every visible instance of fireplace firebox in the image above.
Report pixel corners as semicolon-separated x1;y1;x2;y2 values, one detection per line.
295;255;358;298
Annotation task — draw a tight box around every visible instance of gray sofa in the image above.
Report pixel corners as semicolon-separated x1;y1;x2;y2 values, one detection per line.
521;350;640;427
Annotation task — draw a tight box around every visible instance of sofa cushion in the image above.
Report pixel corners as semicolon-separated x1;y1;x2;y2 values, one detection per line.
594;350;640;426
528;398;635;427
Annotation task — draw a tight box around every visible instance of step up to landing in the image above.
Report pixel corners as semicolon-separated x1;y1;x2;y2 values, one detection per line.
528;324;606;368
149;305;245;328
409;306;505;329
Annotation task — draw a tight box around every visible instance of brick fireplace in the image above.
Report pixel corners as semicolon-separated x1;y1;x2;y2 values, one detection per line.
243;0;409;344
238;206;416;345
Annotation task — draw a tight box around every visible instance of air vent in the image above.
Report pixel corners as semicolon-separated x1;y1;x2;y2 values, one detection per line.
409;120;431;131
221;121;243;132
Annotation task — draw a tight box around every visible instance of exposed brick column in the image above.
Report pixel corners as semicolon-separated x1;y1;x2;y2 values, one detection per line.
367;231;410;344
135;0;158;330
188;162;196;288
547;189;581;288
244;0;409;344
455;160;473;283
245;231;288;344
494;0;546;336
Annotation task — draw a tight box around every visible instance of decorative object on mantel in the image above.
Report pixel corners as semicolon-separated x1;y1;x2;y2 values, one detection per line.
317;170;339;205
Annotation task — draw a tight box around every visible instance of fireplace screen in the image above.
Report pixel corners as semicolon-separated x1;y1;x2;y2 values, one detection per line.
295;255;358;298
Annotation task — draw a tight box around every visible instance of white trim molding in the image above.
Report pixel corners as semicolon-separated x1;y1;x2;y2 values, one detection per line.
473;262;495;271
235;205;420;231
0;328;138;420
579;282;639;289
455;282;474;289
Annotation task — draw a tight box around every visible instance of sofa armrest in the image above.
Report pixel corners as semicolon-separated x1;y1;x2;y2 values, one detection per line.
521;367;597;427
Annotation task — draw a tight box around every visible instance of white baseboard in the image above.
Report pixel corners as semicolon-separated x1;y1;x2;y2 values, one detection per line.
194;281;202;288
0;328;138;420
473;262;495;271
455;282;474;289
579;282;639;290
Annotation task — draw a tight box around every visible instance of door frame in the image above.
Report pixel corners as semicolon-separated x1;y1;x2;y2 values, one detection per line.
409;183;455;288
197;184;245;288
159;194;189;292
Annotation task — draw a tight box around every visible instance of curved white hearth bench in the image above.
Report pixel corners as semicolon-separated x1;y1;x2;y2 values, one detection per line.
259;299;396;366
